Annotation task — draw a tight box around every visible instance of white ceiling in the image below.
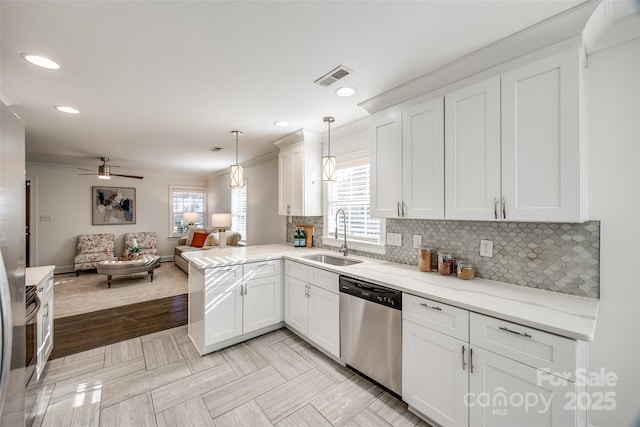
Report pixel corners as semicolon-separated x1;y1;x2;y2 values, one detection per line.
1;0;590;178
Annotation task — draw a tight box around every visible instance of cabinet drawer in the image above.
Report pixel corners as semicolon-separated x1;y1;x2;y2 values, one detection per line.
285;260;308;282
205;265;243;289
308;267;339;294
403;294;469;342
470;312;577;381
244;260;281;280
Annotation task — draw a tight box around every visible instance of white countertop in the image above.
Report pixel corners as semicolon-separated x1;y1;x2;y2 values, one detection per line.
25;265;55;287
183;244;599;341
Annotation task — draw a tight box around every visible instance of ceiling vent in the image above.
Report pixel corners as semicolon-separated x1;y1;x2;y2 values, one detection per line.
314;65;352;87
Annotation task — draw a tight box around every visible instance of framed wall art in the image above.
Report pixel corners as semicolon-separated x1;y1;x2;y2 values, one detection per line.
92;186;136;225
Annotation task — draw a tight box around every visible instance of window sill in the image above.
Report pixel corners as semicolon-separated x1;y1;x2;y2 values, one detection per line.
321;236;386;255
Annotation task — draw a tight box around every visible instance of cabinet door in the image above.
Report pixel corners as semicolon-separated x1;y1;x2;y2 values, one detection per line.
278;149;293;215
284;276;309;335
402;97;445;219
308;285;340;357
501;50;584;222
445;76;501;220
204;283;243;346
469;347;576;427
403;321;468;427
243;275;283;334
371;109;403;218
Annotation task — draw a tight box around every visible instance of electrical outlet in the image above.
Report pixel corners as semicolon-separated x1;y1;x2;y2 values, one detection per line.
480;239;494;257
387;232;402;247
413;235;423;249
40;215;51;222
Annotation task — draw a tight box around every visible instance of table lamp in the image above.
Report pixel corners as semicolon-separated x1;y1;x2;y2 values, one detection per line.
183;212;199;228
211;213;232;248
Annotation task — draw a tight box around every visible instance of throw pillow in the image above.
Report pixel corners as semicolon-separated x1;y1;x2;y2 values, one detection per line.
204;233;219;247
189;232;209;248
185;228;211;245
227;232;241;246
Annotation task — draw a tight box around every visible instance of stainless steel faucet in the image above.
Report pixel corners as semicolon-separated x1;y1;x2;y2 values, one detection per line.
335;208;349;256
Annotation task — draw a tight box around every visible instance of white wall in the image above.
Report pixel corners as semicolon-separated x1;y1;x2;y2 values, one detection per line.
26;163;207;272
208;155;285;245
586;37;640;426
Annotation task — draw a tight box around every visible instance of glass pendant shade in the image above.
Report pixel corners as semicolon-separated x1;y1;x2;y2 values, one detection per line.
321;116;336;183
321;155;336;182
230;164;244;188
229;130;245;188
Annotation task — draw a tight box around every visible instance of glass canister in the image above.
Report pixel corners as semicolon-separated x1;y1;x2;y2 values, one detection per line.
456;260;475;280
418;245;434;272
438;251;454;276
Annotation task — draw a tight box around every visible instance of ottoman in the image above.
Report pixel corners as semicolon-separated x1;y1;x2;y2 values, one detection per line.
96;254;161;288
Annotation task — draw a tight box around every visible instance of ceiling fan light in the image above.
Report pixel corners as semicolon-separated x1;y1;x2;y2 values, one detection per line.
98;174;111;180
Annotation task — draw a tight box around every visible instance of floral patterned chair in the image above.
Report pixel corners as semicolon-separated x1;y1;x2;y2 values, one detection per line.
124;231;158;256
74;233;116;276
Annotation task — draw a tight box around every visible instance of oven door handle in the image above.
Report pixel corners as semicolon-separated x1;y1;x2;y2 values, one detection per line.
25;297;41;324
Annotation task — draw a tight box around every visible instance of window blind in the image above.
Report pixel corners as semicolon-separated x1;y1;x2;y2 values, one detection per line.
231;185;247;241
170;187;206;235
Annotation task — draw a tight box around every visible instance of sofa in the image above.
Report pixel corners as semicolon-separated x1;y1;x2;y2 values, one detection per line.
74;233;116;275
174;228;242;273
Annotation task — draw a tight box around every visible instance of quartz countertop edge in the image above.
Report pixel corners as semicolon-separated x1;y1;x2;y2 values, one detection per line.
25;265;55;287
182;244;599;342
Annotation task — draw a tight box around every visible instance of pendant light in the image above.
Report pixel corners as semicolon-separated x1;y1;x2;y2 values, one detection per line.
321;116;336;182
229;130;245;188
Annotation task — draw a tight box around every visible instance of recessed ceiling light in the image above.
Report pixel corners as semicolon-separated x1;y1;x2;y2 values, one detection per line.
274;121;289;127
21;53;60;70
335;86;356;97
55;106;79;114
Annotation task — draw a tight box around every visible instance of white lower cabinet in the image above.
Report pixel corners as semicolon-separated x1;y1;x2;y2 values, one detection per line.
403;320;469;427
469;347;576;427
189;260;283;355
403;294;583;427
284;261;340;358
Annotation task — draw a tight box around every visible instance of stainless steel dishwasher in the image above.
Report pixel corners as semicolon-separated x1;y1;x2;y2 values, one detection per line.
339;275;402;395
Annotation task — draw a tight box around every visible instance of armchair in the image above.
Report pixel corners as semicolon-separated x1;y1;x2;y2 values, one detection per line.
124;231;158;256
74;233;115;275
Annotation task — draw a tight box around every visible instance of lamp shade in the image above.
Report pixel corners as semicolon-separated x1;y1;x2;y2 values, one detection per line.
211;213;232;228
321;155;336;182
182;212;199;223
230;164;244;188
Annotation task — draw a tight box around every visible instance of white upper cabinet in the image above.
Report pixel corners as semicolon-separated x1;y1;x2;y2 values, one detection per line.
501;50;585;222
371;109;402;218
445;77;501;220
275;130;322;216
445;48;586;222
371;97;445;219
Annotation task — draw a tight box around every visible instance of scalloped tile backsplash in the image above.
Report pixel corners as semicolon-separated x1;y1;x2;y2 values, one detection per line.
288;217;600;298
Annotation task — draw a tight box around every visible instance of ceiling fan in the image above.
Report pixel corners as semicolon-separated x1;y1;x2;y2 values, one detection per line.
78;157;144;180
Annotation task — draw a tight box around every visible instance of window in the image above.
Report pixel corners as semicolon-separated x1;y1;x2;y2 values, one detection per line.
231;184;247;242
169;185;207;237
325;156;384;251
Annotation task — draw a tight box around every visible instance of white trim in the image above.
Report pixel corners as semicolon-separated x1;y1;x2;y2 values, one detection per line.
321;236;386;255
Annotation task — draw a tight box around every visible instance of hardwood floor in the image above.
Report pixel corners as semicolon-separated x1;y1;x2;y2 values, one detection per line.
51;294;188;360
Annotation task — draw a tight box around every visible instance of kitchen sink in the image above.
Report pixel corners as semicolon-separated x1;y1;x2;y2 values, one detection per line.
302;254;363;266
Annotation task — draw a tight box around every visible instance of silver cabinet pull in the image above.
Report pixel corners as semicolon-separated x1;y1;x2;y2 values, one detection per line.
499;326;532;338
38;287;43;293
419;302;442;311
240;284;244;296
470;348;474;373
462;345;467;371
402;201;407;217
502;196;506;219
397;201;401;217
256;262;270;267
494;197;498;219
244;283;248;295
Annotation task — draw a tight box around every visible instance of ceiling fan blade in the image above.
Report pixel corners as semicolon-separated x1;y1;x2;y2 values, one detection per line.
78;173;96;175
77;167;94;172
111;173;144;180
